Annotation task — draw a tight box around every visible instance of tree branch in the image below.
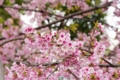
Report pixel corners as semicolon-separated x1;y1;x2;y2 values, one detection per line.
99;58;120;67
0;37;5;41
79;47;93;55
46;65;59;79
67;68;80;80
0;1;112;41
6;46;120;69
35;1;112;30
79;48;120;68
101;58;114;66
7;58;60;67
0;37;25;46
99;64;120;67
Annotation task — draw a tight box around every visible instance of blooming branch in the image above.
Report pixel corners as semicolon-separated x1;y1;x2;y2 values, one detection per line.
67;68;80;80
0;1;112;41
0;37;25;46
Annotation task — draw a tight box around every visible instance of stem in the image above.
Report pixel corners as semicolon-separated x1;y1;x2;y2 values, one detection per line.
99;64;120;67
79;47;93;54
101;58;114;66
46;65;59;79
0;37;25;46
67;69;80;80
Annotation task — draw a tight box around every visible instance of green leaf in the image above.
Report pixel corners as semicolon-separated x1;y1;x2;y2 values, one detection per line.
3;0;12;5
95;0;101;5
69;23;78;33
15;0;24;5
0;17;4;23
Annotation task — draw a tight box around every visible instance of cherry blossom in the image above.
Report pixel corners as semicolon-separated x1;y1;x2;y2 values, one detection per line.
0;0;120;80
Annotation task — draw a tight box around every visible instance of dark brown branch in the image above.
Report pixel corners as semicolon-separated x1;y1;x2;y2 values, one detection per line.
79;48;120;68
67;69;80;80
79;47;93;54
10;58;120;68
99;64;120;67
46;65;59;79
101;58;114;66
0;1;112;41
42;62;60;66
7;58;60;67
0;37;25;46
7;54;72;67
35;1;112;30
0;37;5;41
100;58;120;67
7;46;120;68
0;33;24;41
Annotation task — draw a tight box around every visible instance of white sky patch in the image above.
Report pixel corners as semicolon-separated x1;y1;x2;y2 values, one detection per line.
20;12;38;28
105;6;120;28
105;27;116;39
105;27;119;50
104;6;120;49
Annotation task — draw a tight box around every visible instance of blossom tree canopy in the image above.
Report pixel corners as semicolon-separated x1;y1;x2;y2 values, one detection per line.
0;0;120;80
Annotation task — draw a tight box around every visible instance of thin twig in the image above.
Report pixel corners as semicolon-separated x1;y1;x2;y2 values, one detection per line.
79;47;93;54
79;48;120;68
46;65;59;80
0;37;5;41
67;68;80;80
7;58;60;67
101;58;114;66
0;37;25;46
99;64;120;67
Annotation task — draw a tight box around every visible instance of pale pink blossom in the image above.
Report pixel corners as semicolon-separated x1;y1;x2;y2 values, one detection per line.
0;0;4;5
114;9;120;17
22;27;35;34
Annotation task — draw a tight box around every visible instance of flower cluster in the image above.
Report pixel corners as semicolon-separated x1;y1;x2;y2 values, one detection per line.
0;0;120;80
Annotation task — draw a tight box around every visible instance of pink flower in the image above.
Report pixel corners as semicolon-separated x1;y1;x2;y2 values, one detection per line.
60;0;66;5
1;30;9;39
97;23;104;32
61;45;69;52
56;39;64;45
78;1;89;10
114;9;120;17
5;8;20;18
59;32;66;40
0;0;4;5
23;27;35;34
10;0;15;4
76;41;84;47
